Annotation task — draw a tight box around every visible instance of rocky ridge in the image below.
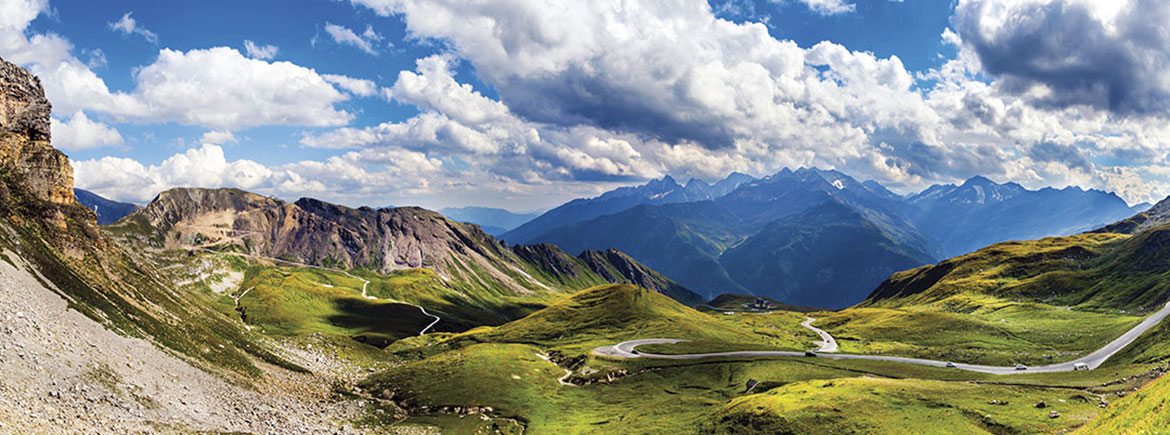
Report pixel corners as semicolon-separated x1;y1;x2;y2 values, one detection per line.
122;187;702;303
124;187;558;294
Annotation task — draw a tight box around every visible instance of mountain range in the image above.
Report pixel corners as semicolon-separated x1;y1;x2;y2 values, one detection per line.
502;172;754;243
906;175;1143;256
866;194;1170;312
506;168;1141;308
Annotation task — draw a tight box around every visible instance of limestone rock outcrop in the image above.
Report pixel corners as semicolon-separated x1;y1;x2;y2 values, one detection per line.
0;57;75;207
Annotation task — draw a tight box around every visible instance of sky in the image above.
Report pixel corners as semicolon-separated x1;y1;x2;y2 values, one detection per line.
3;0;1169;210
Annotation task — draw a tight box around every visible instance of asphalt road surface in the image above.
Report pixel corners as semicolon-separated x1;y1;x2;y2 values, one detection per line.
802;317;838;353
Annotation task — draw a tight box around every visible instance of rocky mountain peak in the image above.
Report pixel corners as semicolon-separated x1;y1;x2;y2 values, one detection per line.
961;175;994;187
641;175;681;194
1147;196;1170;217
684;177;709;189
938;175;1023;205
0;57;51;142
140;187;278;229
0;57;74;207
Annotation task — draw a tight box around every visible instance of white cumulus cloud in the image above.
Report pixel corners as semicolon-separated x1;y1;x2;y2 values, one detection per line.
50;111;123;151
127;47;354;129
788;0;856;15
337;0;1170;205
199;130;237;145
72;144;448;205
1;4;355;132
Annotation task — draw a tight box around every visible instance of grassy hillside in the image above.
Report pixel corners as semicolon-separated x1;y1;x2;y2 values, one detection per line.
235;268;436;346
819;300;1141;365
862;229;1170;313
1079;370;1170;433
816;230;1170;365
361;281;1139;433
705;377;1100;434
453;284;808;355
202;241;709;347
363;342;875;433
184;251;566;341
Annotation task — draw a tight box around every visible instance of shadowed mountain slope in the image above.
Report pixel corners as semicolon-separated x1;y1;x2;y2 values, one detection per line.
74;188;139;225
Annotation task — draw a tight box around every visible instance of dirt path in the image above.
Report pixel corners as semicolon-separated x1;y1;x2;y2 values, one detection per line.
232;286;254;331
535;353;575;386
200;249;441;336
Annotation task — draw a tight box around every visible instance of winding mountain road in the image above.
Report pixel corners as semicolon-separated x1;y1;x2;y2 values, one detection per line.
802;317;838;353
594;300;1170;375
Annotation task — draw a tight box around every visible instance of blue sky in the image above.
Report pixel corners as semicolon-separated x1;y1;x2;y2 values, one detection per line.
28;0;431;165
4;0;1169;210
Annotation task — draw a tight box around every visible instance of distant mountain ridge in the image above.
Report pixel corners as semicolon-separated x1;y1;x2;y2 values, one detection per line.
907;175;1139;256
718;201;934;308
74;188;139;225
508;168;1143;308
1092;195;1170;235
502;172;755;243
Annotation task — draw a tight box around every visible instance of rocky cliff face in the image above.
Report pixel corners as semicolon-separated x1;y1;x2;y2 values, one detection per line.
123;187;706;303
123;187;553;294
0;61;389;432
0;57;93;247
0;57;74;207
